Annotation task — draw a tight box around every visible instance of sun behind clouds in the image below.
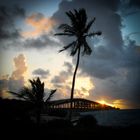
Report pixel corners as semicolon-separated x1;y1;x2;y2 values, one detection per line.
97;100;114;107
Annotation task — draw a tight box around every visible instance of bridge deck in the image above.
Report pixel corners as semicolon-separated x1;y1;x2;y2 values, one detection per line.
46;98;115;110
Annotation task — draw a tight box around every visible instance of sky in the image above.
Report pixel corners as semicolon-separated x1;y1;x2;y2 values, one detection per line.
0;0;140;109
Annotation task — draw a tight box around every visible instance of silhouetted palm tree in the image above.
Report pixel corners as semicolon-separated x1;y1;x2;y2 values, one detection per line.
55;8;101;120
9;77;56;125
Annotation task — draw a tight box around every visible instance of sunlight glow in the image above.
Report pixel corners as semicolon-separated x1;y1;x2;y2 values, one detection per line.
75;77;94;97
97;100;114;107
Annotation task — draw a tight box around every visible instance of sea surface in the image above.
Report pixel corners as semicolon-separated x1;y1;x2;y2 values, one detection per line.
80;109;140;127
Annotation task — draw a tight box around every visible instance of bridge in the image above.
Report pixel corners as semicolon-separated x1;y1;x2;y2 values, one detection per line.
46;98;115;111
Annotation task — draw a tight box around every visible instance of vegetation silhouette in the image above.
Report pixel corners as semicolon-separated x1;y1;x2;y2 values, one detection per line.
8;77;56;125
0;97;33;123
55;8;102;120
76;115;97;128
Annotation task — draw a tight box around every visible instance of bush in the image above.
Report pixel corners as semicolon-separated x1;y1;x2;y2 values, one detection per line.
46;109;67;117
76;115;97;128
47;119;72;128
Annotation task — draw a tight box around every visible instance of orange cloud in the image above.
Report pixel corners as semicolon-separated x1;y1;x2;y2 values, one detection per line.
22;13;56;38
113;99;133;109
96;98;132;109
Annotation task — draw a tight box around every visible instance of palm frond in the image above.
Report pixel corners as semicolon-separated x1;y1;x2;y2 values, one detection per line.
86;31;102;37
84;17;96;33
66;11;76;26
29;77;45;101
45;89;57;102
95;31;102;36
82;39;92;55
55;8;101;57
29;79;36;93
58;24;75;33
73;9;85;31
80;8;87;24
54;33;74;36
8;91;29;101
8;91;19;96
66;11;75;21
79;8;87;29
66;10;80;31
74;9;79;19
19;87;35;102
70;42;79;56
59;41;76;53
71;47;78;56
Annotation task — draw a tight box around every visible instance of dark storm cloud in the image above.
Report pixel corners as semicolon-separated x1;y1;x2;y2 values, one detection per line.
129;0;140;8
83;38;140;107
24;34;61;49
0;5;25;40
53;0;123;78
32;68;50;78
120;0;140;17
0;5;27;50
53;0;123;56
52;0;140;108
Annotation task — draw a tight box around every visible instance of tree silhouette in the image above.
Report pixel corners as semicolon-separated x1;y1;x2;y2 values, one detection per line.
9;77;56;125
55;8;101;120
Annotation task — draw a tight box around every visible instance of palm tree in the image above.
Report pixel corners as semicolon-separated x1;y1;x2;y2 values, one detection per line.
55;8;101;120
9;77;56;125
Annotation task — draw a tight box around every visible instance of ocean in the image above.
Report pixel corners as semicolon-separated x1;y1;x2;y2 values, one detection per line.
80;109;140;127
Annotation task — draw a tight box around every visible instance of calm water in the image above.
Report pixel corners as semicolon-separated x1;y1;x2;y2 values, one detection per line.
80;109;140;127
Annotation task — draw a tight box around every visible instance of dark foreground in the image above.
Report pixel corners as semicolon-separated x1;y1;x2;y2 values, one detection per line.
1;119;140;139
0;98;139;139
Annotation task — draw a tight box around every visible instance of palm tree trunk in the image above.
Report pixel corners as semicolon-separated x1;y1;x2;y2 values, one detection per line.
36;103;42;126
69;47;81;120
37;109;41;126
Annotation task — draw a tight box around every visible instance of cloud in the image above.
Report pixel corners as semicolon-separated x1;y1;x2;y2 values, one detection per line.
23;34;61;49
0;5;60;50
0;54;27;98
52;0;140;108
51;61;73;99
87;39;140;108
53;85;71;100
51;61;94;99
32;68;50;78
9;54;27;91
51;62;73;85
63;61;73;74
0;5;26;50
11;54;27;80
119;0;140;17
0;5;25;40
53;0;123;49
129;0;140;8
0;0;139;108
22;12;56;38
21;12;61;49
52;0;123;78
